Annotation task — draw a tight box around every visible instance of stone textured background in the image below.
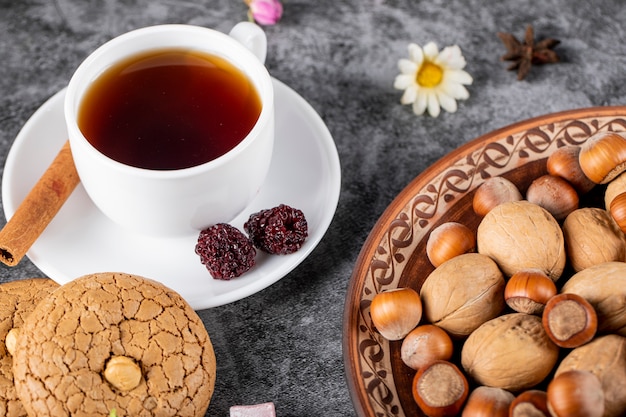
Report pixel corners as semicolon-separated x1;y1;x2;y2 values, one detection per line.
1;0;625;416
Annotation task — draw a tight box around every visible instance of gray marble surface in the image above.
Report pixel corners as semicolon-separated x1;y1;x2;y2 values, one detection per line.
1;0;626;416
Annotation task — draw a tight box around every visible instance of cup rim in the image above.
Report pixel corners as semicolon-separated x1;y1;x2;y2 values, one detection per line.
65;23;274;179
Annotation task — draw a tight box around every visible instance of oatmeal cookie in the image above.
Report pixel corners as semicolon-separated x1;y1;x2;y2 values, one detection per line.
0;278;59;417
13;273;216;417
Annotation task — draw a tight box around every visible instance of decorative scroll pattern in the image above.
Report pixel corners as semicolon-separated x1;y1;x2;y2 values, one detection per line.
354;115;626;417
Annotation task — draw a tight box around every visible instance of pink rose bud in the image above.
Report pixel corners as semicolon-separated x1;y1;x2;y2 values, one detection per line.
248;0;283;25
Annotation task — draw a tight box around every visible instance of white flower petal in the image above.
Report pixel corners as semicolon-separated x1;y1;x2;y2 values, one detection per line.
437;91;458;113
440;82;470;100
423;42;439;60
398;59;418;75
445;69;473;85
436;45;466;69
408;43;424;64
426;91;441;117
412;90;428;115
394;74;415;90
457;85;470;100
401;85;418;104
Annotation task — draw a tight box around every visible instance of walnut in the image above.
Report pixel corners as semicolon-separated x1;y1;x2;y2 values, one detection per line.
562;208;626;272
476;200;566;281
561;261;626;336
419;253;505;338
461;313;559;392
556;334;626;417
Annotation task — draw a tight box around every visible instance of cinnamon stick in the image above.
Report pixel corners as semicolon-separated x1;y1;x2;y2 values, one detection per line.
0;140;79;266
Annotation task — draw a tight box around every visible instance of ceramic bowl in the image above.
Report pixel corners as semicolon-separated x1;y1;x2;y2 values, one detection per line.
343;106;626;417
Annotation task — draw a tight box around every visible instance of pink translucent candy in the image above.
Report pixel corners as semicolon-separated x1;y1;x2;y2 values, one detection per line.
230;402;276;417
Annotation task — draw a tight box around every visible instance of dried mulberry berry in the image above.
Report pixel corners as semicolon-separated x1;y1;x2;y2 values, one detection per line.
195;223;256;280
244;204;308;255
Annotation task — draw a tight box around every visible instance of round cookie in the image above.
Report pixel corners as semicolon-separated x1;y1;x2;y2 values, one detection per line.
0;278;60;417
13;273;216;417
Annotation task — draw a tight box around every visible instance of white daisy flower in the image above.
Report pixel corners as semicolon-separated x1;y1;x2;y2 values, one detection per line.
394;42;473;117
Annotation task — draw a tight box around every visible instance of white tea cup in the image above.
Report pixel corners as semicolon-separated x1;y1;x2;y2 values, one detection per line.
65;23;274;237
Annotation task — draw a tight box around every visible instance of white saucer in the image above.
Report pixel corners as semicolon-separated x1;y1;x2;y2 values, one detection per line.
2;78;341;310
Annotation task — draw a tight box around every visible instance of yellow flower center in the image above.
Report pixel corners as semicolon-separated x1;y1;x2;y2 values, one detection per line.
416;61;443;87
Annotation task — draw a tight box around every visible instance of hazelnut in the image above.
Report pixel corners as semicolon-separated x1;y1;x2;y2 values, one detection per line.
412;360;468;417
476;200;566;281
560;261;626;336
461;386;514;417
547;370;604;417
509;390;550;417
609;191;626;233
562;208;626;272
5;328;18;357
401;324;453;371
472;177;522;216
546;145;595;194
104;355;143;391
504;269;557;315
556;334;626;417
525;174;579;221
461;313;559;392
604;171;626;209
369;287;422;341
419;253;505;338
579;131;626;184
542;293;597;348
426;222;476;267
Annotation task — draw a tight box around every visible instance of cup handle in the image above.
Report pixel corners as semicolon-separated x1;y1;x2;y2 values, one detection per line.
229;22;267;64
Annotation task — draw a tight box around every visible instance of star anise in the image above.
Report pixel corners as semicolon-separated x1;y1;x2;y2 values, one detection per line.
497;25;560;80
